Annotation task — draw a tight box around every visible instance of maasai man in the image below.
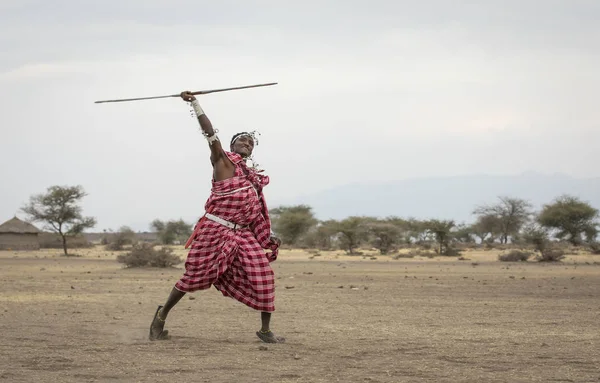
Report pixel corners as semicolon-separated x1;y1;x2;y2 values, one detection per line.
149;91;284;343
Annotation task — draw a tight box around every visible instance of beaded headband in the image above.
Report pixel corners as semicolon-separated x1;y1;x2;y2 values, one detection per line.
229;131;263;171
230;131;260;147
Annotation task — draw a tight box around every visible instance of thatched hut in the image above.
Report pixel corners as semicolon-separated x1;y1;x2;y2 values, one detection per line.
0;216;41;250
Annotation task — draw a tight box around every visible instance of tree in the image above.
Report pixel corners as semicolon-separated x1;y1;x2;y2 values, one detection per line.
537;195;599;245
151;219;192;245
423;219;456;255
337;216;370;255
470;214;502;244
367;220;402;254
453;223;475;244
522;223;566;262
150;219;165;234
21;185;96;256
584;226;599;244
384;216;412;244
302;219;339;250
473;197;533;244
106;225;137;251
270;205;318;246
521;224;549;253
406;218;430;244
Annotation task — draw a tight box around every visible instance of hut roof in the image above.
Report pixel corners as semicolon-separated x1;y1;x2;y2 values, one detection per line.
0;216;41;234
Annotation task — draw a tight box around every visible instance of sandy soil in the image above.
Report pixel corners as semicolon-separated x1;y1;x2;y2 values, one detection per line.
1;248;599;382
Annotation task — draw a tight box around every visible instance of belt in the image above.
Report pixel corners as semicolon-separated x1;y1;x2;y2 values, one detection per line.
204;213;248;230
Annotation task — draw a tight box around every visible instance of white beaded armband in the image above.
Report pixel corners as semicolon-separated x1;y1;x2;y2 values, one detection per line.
190;99;204;117
205;133;219;145
189;99;218;145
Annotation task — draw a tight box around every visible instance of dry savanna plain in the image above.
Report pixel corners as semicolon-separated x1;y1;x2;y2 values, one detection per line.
1;246;599;383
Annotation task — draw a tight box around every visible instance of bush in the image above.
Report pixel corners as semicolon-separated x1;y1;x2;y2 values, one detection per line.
420;243;433;250
587;242;600;255
392;252;416;260
498;250;532;262
105;241;125;251
117;243;182;268
521;225;567;262
105;226;137;251
392;249;436;259
536;248;566;262
347;250;364;256
443;246;463;257
522;226;549;253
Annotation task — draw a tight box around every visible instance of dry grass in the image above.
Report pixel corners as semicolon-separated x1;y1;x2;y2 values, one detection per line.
1;247;600;382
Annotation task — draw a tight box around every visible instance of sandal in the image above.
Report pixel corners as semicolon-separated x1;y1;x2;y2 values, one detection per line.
256;329;285;343
149;305;170;341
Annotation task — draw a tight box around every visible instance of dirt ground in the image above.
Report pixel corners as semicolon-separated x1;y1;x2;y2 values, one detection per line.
1;248;599;383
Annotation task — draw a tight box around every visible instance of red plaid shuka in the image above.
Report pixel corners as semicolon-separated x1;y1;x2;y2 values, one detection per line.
175;151;280;312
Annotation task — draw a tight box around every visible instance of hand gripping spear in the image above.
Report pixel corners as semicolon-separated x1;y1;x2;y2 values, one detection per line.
94;82;277;104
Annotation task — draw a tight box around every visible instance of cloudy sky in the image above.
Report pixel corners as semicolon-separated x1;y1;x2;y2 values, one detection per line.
1;0;599;231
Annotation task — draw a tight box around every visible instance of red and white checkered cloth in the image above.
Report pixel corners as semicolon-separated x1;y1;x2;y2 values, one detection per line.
175;151;280;312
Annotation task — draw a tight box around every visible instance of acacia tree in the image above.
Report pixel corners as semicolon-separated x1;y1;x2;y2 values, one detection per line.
367;220;401;254
537;195;599;245
151;219;192;245
106;225;137;250
21;185;96;256
406;218;430;244
303;219;339;250
270;205;318;246
473;196;533;244
470;214;502;244
453;223;475;244
423;219;456;255
337;216;370;254
384;216;411;244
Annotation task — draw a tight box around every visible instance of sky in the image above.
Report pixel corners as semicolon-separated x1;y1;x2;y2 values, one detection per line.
1;0;599;231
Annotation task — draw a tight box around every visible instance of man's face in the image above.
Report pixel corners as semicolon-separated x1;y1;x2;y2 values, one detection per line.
231;135;254;158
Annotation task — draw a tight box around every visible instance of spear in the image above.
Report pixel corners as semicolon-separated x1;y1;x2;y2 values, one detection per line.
94;82;278;104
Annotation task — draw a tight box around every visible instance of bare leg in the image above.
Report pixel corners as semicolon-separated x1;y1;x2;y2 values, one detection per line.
149;287;186;340
160;287;186;319
256;312;285;343
260;311;271;332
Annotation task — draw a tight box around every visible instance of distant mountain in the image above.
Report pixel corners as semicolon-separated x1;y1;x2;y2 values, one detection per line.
279;173;600;224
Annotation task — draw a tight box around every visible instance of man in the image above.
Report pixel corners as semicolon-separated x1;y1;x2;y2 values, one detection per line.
149;91;284;343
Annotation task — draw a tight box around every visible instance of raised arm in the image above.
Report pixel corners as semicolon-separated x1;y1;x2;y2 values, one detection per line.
180;91;224;161
180;91;235;180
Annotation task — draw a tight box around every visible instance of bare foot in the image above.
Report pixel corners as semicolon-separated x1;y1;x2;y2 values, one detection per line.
149;305;169;341
256;330;285;343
